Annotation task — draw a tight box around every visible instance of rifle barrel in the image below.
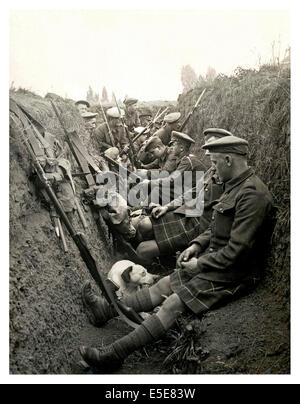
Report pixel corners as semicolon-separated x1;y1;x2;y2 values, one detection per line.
99;100;115;147
12;105;143;328
112;92;137;168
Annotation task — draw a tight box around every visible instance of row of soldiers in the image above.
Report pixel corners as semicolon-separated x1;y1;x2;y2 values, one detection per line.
74;97;206;210
72;97;276;373
74;97;184;167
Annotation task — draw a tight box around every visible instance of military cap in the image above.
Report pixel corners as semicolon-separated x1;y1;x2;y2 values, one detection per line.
203;128;233;139
202;135;248;155
164;112;181;123
134;126;150;135
106;107;125;119
104;147;120;160
124;97;138;106
75;100;90;108
144;136;163;152
171;131;195;145
81;111;98;119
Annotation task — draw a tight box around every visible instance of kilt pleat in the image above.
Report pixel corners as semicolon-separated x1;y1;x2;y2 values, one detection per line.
151;212;202;255
170;268;255;315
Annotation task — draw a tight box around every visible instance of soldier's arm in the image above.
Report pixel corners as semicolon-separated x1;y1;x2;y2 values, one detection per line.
194;188;272;274
150;155;190;187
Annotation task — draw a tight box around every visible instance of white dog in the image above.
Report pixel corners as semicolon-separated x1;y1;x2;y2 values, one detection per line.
107;260;159;299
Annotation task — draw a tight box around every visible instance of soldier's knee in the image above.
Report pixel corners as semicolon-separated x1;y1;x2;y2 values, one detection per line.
136;242;149;257
138;217;152;234
161;293;184;314
155;276;171;295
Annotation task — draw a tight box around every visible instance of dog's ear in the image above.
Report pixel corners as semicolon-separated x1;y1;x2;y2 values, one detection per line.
121;266;133;284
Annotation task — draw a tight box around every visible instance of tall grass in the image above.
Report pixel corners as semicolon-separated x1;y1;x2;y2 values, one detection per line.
178;64;290;303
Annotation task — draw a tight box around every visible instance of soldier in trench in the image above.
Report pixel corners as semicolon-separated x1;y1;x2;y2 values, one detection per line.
79;134;274;373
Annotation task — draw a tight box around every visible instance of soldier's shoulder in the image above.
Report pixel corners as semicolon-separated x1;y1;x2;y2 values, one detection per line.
239;174;272;203
153;126;167;136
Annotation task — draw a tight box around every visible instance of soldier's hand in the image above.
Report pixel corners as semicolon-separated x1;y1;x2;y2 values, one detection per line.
152;205;168;219
180;257;198;272
177;243;202;268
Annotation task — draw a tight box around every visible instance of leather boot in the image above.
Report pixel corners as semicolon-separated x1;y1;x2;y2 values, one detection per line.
81;281;116;327
79;346;124;373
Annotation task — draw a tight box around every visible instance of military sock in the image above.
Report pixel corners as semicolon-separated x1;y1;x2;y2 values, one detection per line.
121;288;155;313
111;314;166;359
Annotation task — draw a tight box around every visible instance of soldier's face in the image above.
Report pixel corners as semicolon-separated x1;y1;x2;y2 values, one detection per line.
210;153;232;182
149;145;165;159
127;105;135;113
169;140;182;155
77;104;88;114
110;118;119;129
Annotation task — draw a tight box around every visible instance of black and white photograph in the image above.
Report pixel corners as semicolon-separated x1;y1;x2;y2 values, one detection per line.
4;0;295;385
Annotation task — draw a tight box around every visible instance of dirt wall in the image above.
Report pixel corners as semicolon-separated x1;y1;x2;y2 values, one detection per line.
9;91;113;374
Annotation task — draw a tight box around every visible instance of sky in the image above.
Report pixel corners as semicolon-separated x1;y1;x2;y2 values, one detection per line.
9;6;290;102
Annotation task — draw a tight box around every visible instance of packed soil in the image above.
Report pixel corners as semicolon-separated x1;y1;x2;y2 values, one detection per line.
70;283;290;375
9;81;290;375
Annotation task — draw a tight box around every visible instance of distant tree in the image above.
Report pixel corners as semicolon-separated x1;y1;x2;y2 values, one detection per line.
94;92;100;104
198;74;206;84
181;65;198;93
86;85;94;105
206;66;217;82
86;86;100;105
101;86;109;103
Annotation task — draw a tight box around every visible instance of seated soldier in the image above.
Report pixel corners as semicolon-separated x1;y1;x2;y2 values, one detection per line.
132;126;150;154
123;97;141;132
133;128;231;263
140;131;206;206
138;112;181;166
79;134;273;373
92;107;127;153
140;136;177;171
139;109;152;128
154;112;181;146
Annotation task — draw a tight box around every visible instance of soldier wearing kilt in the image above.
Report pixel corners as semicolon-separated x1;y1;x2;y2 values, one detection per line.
79;132;273;373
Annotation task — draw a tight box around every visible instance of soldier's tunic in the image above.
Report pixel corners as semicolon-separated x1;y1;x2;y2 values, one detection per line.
92;122;127;153
151;168;224;255
147;153;206;206
170;168;273;315
153;125;173;146
125;110;141;132
143;146;178;173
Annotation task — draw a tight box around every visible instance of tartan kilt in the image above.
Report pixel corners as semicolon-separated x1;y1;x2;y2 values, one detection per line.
170;268;257;315
151;212;202;255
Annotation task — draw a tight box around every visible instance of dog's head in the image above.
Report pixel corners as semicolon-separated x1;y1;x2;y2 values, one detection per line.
121;264;159;286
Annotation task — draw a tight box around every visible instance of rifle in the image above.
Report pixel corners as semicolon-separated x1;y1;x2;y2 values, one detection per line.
179;88;206;132
101;152;141;182
112;92;137;169
99;100;115;147
10;102;143;329
132;107;169;144
119;106;169;156
51;101;100;188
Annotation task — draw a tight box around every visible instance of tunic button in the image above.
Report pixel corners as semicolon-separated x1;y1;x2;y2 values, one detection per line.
209;247;214;252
